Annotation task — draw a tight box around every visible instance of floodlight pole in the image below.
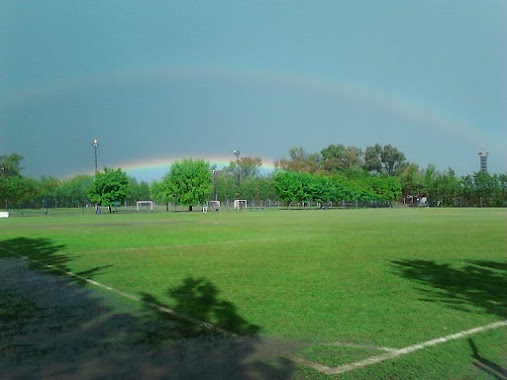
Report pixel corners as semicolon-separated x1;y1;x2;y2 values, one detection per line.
91;138;99;175
212;169;217;201
233;149;241;199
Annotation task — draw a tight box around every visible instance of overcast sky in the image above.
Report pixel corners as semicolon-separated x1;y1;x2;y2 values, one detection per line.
1;0;506;180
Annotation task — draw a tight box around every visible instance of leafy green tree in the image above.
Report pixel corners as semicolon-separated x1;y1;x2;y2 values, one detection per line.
321;144;362;173
363;144;383;173
439;168;461;207
1;176;37;208
363;144;407;176
398;163;423;203
273;171;299;207
163;159;212;211
277;146;322;173
127;177;151;204
0;153;24;178
58;175;94;208
380;144;407;176
88;168;129;211
473;171;497;207
367;175;402;204
0;153;37;208
34;176;61;208
215;170;235;201
224;156;263;179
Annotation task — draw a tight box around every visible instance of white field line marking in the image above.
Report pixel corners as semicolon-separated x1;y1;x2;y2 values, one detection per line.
0;246;237;338
295;320;507;375
320;342;398;353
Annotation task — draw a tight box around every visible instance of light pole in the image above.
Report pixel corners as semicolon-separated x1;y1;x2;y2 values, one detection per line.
233;149;240;200
91;138;99;175
212;169;217;201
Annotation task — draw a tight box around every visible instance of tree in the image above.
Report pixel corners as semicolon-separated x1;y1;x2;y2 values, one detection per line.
320;144;362;173
363;144;407;176
0;153;24;178
277;146;322;173
59;175;94;208
380;144;407;176
127;177;151;204
0;176;37;208
398;163;423;204
224;156;263;179
363;144;383;173
163;159;212;211
0;153;36;208
88;168;129;212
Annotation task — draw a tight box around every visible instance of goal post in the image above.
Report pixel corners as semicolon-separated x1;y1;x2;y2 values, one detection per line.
233;200;247;210
136;201;154;212
208;200;221;211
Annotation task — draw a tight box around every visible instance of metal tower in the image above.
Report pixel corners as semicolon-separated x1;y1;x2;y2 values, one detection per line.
478;150;488;173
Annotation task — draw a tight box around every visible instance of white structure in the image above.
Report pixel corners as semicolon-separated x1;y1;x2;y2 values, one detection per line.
208;200;220;211
136;201;154;212
0;212;9;218
478;150;488;173
233;200;247;210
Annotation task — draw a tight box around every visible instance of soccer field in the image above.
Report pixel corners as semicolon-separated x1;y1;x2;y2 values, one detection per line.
1;208;506;379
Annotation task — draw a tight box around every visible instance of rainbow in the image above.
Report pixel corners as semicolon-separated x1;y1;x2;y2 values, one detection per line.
5;65;501;148
6;64;506;180
114;154;277;182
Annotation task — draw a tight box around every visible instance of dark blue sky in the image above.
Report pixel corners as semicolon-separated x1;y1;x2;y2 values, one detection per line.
1;0;506;179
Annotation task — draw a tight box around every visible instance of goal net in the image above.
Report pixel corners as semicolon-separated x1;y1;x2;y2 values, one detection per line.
233;200;247;210
208;201;221;211
136;201;154;212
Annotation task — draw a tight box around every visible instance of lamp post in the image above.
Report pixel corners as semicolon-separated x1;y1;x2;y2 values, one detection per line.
91;138;99;175
233;149;240;200
212;169;217;201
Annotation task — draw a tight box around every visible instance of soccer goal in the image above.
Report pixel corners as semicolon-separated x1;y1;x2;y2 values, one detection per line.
233;200;247;210
136;201;154;212
208;200;221;211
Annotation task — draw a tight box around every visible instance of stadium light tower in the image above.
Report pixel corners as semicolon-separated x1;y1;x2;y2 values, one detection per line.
91;138;99;175
212;169;217;201
233;149;241;199
478;149;488;173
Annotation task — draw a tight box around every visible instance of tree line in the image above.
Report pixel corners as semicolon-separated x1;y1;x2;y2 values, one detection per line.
1;144;506;211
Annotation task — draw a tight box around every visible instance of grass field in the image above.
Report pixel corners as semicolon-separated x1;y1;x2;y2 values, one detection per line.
1;208;506;379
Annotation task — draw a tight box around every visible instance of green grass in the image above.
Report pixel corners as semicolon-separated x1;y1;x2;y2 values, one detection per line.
1;208;506;379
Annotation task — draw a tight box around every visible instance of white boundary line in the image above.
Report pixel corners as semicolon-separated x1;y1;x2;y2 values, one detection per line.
0;246;237;337
294;320;507;375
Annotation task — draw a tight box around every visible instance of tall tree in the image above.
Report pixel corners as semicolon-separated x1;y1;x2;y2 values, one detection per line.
163;159;212;211
127;177;151;204
277;146;322;173
363;144;383;173
363;144;407;176
0;153;36;208
224;156;263;179
88;168;129;211
59;175;94;208
320;144;362;172
0;153;24;178
380;144;407;176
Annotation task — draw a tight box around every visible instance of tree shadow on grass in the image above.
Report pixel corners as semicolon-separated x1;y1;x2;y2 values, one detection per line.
390;259;507;318
0;237;111;283
135;278;293;379
0;238;294;379
468;339;507;380
0;236;69;267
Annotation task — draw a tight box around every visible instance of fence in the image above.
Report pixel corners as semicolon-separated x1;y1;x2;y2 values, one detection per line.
3;198;402;217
